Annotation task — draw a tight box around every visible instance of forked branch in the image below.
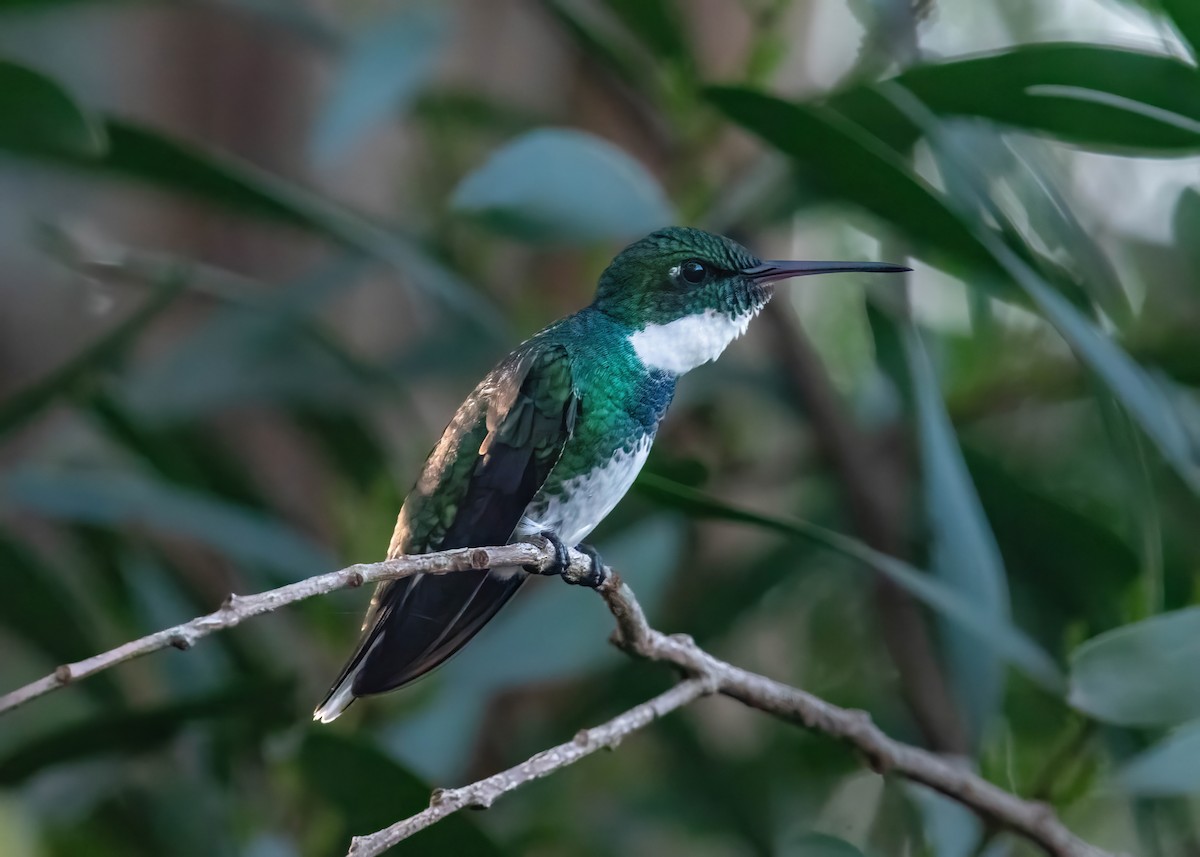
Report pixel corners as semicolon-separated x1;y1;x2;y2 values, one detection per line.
1;544;1118;857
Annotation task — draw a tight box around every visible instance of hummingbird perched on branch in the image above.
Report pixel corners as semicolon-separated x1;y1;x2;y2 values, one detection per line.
314;226;907;722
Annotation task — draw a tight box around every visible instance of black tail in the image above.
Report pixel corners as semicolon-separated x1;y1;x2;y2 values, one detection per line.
313;569;525;721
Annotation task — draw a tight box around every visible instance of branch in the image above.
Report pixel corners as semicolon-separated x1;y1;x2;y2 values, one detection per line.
1;545;1119;857
347;677;717;856
0;542;566;715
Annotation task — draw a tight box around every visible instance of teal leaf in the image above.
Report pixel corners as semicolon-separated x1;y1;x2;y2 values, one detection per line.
0;60;105;157
1068;607;1200;727
1117;719;1200;795
1;468;334;581
310;2;448;165
450;128;674;244
903;328;1010;747
781;833;866;857
299;732;506;856
830;44;1200;154
636;474;1063;694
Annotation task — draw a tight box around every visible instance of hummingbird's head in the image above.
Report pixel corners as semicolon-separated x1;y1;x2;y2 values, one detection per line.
592;226;908;375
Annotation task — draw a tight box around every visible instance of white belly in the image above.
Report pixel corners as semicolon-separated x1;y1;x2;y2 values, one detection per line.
518;435;653;546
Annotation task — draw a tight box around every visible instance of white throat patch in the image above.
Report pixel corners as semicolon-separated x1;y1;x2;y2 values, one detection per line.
629;309;755;374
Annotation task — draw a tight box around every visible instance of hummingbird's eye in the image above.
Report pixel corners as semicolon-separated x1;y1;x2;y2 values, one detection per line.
679;260;707;285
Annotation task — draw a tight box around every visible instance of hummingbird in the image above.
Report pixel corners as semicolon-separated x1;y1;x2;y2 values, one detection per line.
314;226;907;722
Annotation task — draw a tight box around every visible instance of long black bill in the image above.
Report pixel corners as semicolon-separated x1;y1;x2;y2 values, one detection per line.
742;260;911;284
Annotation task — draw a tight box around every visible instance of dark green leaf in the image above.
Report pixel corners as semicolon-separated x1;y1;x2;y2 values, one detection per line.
903;328;1010;747
1163;0;1200;59
0;60;105;157
451;129;674;244
603;0;693;71
830;44;1200;154
26;119;498;326
299;731;505;856
0;273;187;438
964;448;1139;633
310;2;448;164
636;474;1064;693
985;237;1200;496
2;468;334;580
0;681;293;785
1117;719;1200;795
705;86;1001;284
0;532;121;705
1068;607;1200;727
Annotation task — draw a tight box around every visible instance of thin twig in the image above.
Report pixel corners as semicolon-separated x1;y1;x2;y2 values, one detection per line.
1;547;1120;857
346;677;717;856
0;540;582;716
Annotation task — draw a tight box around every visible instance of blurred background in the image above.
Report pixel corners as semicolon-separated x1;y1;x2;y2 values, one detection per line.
2;0;1200;855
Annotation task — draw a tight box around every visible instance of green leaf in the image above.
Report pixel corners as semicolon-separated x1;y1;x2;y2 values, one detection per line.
0;681;294;785
1162;0;1200;59
24;119;498;326
903;328;1011;747
0;272;187;438
0;60;105;157
450;128;674;244
963;448;1139;633
1068;607;1200;727
1117;719;1200;795
310;2;448;164
985;237;1200;496
724;82;1200;498
636;474;1064;693
830;44;1200;154
603;0;693;71
1;468;334;580
299;732;505;856
0;531;121;704
705;87;1000;283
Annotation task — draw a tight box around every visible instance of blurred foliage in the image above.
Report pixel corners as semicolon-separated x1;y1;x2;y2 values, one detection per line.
1;0;1199;855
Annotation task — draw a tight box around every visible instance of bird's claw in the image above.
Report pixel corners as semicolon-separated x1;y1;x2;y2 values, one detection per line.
524;533;607;588
525;530;571;576
569;543;607;588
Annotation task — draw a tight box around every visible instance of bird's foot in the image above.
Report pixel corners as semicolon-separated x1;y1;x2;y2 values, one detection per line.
523;532;607;588
524;530;571;576
567;543;607;588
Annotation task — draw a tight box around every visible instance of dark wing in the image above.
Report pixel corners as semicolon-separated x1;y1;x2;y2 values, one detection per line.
317;343;578;709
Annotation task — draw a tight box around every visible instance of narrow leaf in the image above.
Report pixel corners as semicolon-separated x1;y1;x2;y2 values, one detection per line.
603;0;693;71
636;474;1063;693
0;60;105;157
830;44;1200;154
903;327;1011;746
1163;0;1200;59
